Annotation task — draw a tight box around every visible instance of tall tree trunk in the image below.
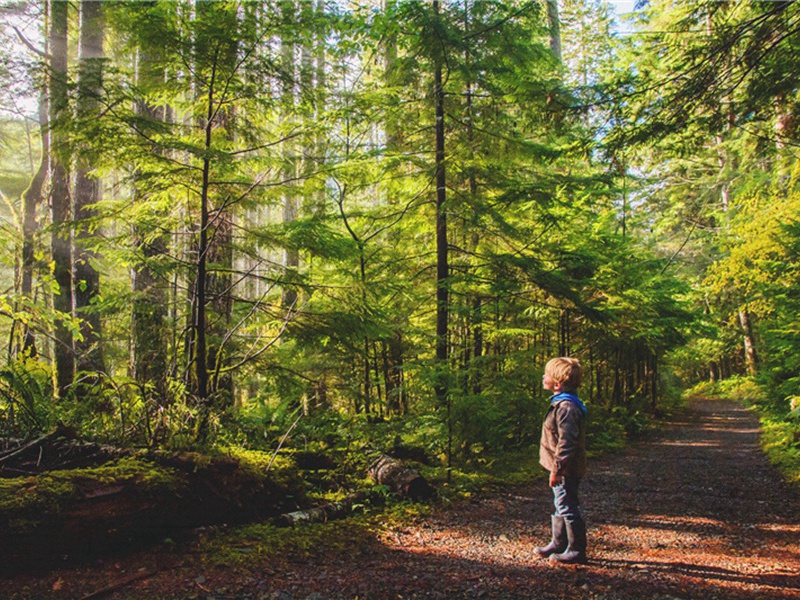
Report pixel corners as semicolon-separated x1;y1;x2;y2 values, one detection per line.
73;0;106;377
739;310;758;376
21;91;49;358
48;0;74;398
380;0;408;415
463;0;483;397
205;6;238;403
649;352;658;412
131;30;169;402
192;0;240;440
195;113;212;410
709;360;719;382
432;0;450;476
314;0;327;214
384;0;400;149
558;308;570;356
546;0;562;63
281;0;299;310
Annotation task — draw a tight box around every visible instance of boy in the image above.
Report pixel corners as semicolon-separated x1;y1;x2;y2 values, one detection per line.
534;357;588;564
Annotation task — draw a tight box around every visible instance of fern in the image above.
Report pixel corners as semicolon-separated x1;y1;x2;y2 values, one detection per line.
0;360;51;434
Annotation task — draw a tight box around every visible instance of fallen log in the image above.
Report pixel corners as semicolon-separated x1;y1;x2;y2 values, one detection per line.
276;491;369;527
0;452;306;573
368;454;434;501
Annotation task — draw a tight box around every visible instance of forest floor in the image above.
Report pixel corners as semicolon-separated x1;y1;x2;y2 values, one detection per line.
2;396;799;599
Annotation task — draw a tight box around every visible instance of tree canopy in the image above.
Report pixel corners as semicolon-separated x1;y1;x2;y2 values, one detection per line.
0;0;796;468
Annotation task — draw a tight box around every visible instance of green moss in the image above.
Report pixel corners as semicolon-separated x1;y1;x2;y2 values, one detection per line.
216;446;300;488
0;476;76;518
200;501;431;568
0;457;181;534
202;515;374;567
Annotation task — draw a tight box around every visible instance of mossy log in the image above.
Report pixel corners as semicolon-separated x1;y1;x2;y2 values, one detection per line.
0;447;305;572
368;454;434;501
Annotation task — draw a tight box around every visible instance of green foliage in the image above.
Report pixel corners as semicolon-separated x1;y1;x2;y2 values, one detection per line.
683;380;720;403
761;417;800;487
0;358;52;435
0;0;706;492
717;376;767;408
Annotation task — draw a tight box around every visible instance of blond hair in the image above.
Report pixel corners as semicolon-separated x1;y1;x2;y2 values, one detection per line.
545;357;582;390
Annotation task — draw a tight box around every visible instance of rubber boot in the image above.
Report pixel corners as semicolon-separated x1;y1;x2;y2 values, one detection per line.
550;518;587;564
534;515;567;558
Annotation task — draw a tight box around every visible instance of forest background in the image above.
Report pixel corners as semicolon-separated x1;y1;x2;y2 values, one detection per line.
1;0;799;504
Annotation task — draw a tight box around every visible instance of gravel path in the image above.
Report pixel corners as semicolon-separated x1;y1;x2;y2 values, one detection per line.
344;397;800;600
2;397;798;599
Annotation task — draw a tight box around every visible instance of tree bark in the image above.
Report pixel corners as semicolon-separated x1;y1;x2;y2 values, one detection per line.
191;1;241;439
281;0;299;310
368;454;434;501
48;0;74;398
195;100;212;407
546;0;562;63
73;0;106;377
131;28;169;401
432;0;451;477
709;360;719;382
463;1;483;397
739;310;758;376
432;1;450;401
20;91;49;358
204;3;238;405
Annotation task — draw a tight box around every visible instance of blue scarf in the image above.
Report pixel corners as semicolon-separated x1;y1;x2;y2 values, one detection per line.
550;392;587;415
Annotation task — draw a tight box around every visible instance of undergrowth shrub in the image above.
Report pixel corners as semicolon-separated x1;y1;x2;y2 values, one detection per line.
717;376;765;406
0;359;52;436
683;380;719;401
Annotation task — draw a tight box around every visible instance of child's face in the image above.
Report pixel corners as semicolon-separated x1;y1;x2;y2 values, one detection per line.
543;372;558;392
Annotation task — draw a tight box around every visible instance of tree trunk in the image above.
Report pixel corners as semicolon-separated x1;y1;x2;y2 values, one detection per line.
131;35;169;402
281;0;299;310
558;308;570;357
20;91;49;358
546;0;562;63
0;447;305;572
193;1;241;439
709;360;719;382
432;0;450;423
462;2;483;398
739;310;758;376
73;0;106;377
48;0;74;398
383;332;406;415
194;105;212;412
204;3;238;404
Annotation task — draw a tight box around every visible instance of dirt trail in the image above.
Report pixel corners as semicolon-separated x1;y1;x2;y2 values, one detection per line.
3;398;799;599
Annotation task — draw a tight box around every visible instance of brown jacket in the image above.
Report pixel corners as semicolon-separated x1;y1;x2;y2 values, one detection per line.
539;399;587;478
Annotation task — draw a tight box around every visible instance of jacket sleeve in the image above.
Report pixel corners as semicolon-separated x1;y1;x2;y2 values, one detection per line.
553;403;583;475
